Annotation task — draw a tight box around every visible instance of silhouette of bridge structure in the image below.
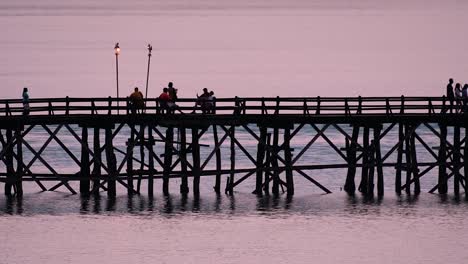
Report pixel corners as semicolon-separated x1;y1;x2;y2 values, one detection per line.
0;96;466;198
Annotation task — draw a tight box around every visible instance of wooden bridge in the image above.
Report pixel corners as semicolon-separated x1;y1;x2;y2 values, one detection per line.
0;96;467;198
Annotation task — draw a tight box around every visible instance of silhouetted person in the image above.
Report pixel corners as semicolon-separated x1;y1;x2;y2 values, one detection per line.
129;87;144;114
167;82;178;103
191;88;210;113
446;79;455;113
462;84;468;112
203;91;216;113
22;87;29;115
454;83;462;112
159;88;177;113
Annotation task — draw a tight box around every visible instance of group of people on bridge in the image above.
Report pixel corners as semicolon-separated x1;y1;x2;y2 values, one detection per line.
446;78;468;113
129;82;216;114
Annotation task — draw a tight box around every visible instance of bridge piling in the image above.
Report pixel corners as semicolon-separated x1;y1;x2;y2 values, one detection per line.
464;127;468;198
284;128;294;196
80;126;90;194
105;127;116;197
126;127;134;195
213;125;222;194
453;126;461;196
228;126;235;195
92;128;101;194
359;127;370;195
405;124;412;194
438;124;448;194
14;128;23;197
344;125;359;193
271;128;280;196
374;126;384;197
192;127;201;196
254;127;267;196
4;129;14;196
148;126;155;197
410;127;420;194
179;127;189;195
395;123;404;194
162;127;173;196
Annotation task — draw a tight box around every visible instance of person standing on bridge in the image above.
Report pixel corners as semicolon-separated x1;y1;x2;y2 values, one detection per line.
129;87;144;114
22;87;30;115
454;83;463;112
167;82;178;103
446;78;455;113
462;84;468;112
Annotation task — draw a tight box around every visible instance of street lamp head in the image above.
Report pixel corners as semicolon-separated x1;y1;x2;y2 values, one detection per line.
147;44;152;55
114;42;120;56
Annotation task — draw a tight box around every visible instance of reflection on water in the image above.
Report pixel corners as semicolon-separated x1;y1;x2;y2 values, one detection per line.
3;192;468;217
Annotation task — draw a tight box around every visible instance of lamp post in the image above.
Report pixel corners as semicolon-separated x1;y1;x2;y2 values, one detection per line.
114;42;120;114
145;44;152;103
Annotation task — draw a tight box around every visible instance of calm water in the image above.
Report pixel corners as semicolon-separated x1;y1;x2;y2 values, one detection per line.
2;1;468;263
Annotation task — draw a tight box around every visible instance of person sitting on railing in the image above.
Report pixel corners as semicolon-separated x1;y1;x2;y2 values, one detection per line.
191;88;210;114
446;78;455;113
129;87;144;114
203;91;216;114
159;88;177;113
167;82;178;104
22;87;30;115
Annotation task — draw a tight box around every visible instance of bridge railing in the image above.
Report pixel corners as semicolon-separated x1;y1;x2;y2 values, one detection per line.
0;96;464;117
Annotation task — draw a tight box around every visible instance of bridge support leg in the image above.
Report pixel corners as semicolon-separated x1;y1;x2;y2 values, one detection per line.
192;127;201;196
228;126;235;195
284;128;294;196
163;127;173;196
126;127;134;195
344;126;359;193
263;133;271;195
15;128;23;197
272;128;280;196
410;127;420;194
213;125;221;194
137;125;145;193
4;129;14;196
359;127;370;195
92;128;101;194
180;128;189;194
405;124;412;194
254;127;267;196
438;124;448;194
80;126;90;195
464;127;468;197
105;127;116;198
374;126;384;197
148;126;155;198
453;126;461;196
395;123;404;194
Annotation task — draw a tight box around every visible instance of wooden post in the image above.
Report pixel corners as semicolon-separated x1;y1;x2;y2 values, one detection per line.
254;126;267;195
271;127;280;195
5;129;14;196
284;128;294;196
137;125;145;193
192;127;201;196
453;126;461;196
395;123;404;194
264;133;271;195
92;128;101;194
368;140;375;195
344;126;359;193
405;124;411;194
15;128;23;197
464;127;468;197
359;126;369;194
105;127;116;197
411;127;420;194
148;126;154;197
438;124;448;194
126;127;134;195
80;126;90;194
180;128;189;194
374;126;384;196
229;125;235;195
163;127;174;195
213;125;222;193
